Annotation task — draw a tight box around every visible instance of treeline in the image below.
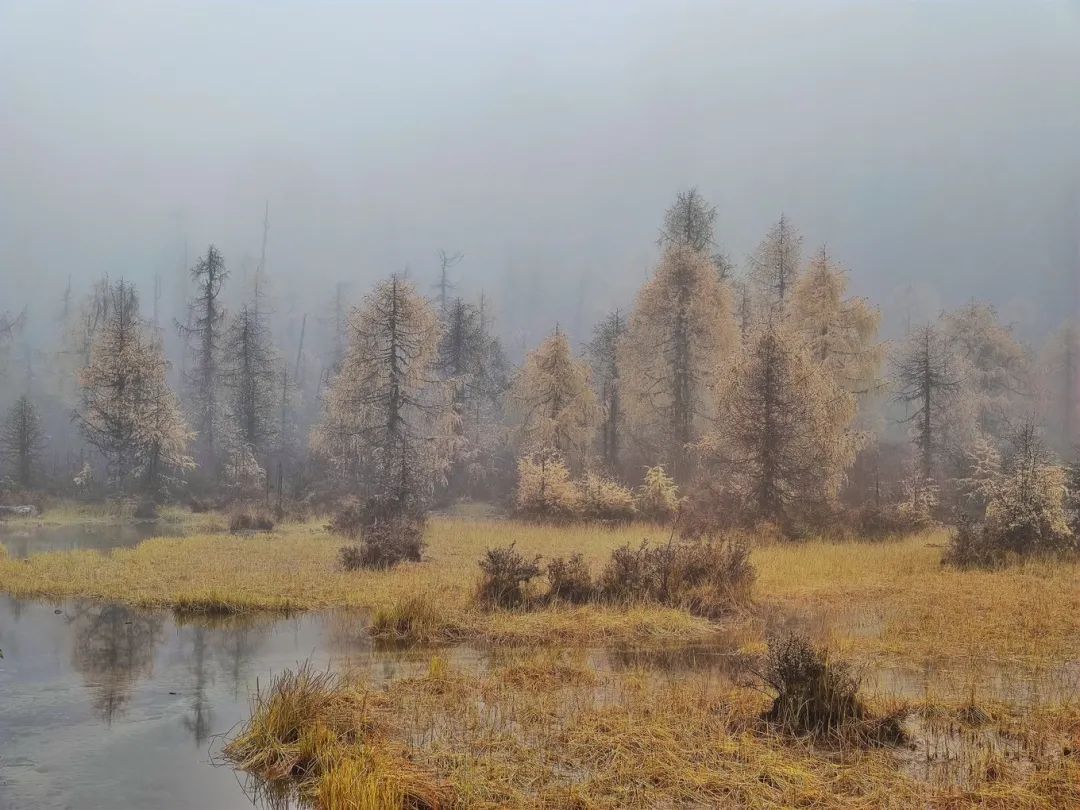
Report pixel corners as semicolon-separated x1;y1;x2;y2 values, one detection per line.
1;189;1078;557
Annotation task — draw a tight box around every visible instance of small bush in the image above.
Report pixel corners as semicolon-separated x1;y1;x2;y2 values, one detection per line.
343;519;426;571
635;466;682;522
597;541;657;603
597;536;754;617
477;544;542;608
545;553;594;604
513;448;580;521
762;632;866;737
577;473;636;523
332;497;427;570
942;514;996;568
229;508;275;533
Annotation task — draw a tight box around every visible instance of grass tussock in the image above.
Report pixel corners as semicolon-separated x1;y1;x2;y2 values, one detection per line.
223;664;451;809
760;632;905;745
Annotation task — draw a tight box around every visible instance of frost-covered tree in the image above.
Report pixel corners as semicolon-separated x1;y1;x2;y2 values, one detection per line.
509;326;596;468
748;215;802;313
658;187;717;255
943;302;1030;441
983;424;1073;557
76;281;192;493
891;324;960;485
702;320;858;525
223;303;279;461
621;246;737;479
1;395;45;488
313;275;450;509
587;310;626;472
789;247;884;396
178;245;228;474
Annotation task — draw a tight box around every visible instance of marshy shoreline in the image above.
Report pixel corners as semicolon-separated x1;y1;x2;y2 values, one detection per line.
1;511;1078;808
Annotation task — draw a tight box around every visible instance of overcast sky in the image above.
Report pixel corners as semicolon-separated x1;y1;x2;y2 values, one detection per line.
2;0;1078;348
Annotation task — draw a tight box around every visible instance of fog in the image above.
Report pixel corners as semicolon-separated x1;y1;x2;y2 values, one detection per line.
2;0;1079;349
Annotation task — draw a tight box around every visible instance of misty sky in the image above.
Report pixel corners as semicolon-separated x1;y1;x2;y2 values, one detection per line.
2;0;1078;350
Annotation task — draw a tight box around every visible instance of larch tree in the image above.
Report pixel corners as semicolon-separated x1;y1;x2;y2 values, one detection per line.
76;280;192;494
178;245;228;475
587;310;626;473
313;275;450;510
621;245;737;480
891;324;961;485
702;320;858;525
789;247;884;396
2;394;45;488
223;303;279;461
942;302;1030;442
658;187;717;255
509;326;596;469
749;214;803;313
436;296;510;493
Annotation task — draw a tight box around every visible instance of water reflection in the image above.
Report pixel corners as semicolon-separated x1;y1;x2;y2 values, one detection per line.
68;602;164;724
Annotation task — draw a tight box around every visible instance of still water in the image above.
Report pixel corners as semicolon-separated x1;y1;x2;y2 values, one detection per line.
0;596;483;810
0;524;173;558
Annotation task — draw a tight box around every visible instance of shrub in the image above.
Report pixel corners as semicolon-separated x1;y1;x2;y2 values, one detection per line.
333;496;427;570
513;448;580;521
635;466;682;522
476;544;542;608
229;508;275;533
597;541;657;603
667;538;754;617
577;473;636;523
545;553;594;604
945;426;1076;567
761;632;866;737
597;536;753;617
341;519;426;571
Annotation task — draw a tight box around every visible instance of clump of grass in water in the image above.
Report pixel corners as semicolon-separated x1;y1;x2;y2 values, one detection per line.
759;632;906;746
223;663;450;809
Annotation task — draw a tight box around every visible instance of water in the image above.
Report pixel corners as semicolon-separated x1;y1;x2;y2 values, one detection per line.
0;596;482;810
0;524;172;558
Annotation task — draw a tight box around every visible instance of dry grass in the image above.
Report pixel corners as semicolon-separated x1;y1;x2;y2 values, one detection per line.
222;663;451;809
229;653;1080;809
2;519;1077;664
4;513;1078;805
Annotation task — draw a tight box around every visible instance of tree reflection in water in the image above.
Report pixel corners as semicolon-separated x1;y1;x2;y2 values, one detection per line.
69;602;164;724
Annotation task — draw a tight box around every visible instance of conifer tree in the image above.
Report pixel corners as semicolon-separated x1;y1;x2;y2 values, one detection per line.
622;245;737;479
587;310;626;472
703;320;857;525
789;247;884;395
942;302;1029;441
1;394;45;488
509;326;596;468
77;281;192;493
749;214;802;313
178;245;228;474
891;324;960;484
314;275;450;509
223;303;279;462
